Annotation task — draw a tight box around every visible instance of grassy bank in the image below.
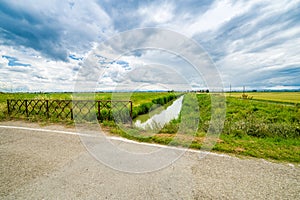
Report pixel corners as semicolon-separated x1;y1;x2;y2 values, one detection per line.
216;95;300;162
1;91;299;163
107;93;300;163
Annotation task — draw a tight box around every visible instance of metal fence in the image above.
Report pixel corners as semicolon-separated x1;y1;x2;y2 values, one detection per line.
7;99;132;124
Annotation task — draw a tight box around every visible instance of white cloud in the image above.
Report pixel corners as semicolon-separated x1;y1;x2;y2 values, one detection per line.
0;45;80;92
164;0;261;37
199;0;300;89
139;2;175;24
1;0;299;92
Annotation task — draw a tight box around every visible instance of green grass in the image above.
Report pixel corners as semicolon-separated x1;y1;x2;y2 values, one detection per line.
214;134;300;163
0;92;178;103
224;96;300;138
0;91;179;121
226;92;300;104
1;91;299;163
107;93;300;163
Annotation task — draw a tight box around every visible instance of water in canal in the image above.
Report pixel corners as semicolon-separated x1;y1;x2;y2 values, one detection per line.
134;95;184;130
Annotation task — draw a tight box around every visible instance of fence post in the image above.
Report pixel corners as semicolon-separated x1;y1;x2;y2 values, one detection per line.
7;100;10;116
130;101;133;126
25;100;28;117
46;100;49;118
97;101;101;121
70;108;73;120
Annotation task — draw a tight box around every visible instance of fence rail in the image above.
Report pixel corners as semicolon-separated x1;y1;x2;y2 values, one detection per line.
7;99;132;124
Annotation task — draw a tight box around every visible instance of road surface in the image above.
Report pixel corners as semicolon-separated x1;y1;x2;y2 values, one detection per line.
0;121;299;199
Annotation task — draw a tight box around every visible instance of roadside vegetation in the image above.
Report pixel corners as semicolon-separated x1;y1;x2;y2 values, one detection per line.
211;94;299;162
0;91;299;163
108;93;300;163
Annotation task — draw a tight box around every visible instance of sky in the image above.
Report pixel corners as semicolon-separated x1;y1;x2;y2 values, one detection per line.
0;0;299;92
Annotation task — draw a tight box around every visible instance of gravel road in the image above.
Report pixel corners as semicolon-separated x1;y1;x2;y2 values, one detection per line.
0;121;299;199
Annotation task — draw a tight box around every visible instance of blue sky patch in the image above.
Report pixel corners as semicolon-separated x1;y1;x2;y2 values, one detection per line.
2;55;31;67
69;54;83;61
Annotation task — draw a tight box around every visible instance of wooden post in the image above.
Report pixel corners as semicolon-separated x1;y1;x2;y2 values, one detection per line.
25;100;28;117
97;101;101;121
130;101;133;126
70;108;73;120
7;100;10;115
46;100;49;118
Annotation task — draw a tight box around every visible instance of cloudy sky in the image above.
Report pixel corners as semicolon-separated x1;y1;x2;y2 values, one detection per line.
0;0;299;92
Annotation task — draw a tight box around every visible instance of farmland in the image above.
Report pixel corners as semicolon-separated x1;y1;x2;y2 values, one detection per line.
0;92;178;102
227;92;300;104
0;91;299;163
109;92;300;163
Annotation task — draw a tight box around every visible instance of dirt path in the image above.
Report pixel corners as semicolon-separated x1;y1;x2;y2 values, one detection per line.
1;121;299;199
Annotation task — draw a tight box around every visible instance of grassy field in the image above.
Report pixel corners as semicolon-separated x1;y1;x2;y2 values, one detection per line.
0;91;299;163
226;92;300;104
0;92;177;102
216;95;300;162
108;92;300;163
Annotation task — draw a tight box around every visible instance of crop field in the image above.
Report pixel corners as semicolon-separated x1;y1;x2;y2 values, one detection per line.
226;92;300;104
0;92;177;102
